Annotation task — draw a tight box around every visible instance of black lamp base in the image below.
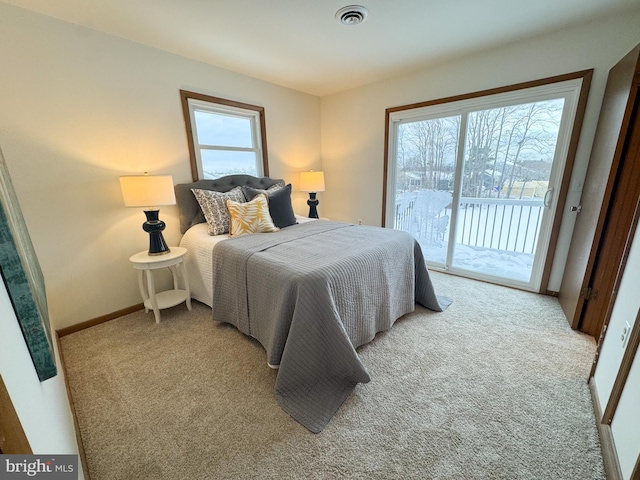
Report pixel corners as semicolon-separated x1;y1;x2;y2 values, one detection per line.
143;209;170;255
307;193;319;219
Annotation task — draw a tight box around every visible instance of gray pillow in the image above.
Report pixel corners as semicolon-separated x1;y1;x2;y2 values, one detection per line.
242;184;297;229
191;187;245;235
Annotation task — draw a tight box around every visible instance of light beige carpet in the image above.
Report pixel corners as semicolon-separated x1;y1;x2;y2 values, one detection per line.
60;272;604;479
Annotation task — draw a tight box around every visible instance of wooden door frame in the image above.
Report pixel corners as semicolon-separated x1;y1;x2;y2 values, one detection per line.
599;308;640;422
383;70;593;293
0;374;32;454
578;67;640;340
588;88;640;382
558;44;640;339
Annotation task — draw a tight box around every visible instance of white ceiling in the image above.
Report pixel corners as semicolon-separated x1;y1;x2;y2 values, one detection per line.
3;0;639;96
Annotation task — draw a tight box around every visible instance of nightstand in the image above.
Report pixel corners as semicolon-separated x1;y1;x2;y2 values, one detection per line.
129;247;192;323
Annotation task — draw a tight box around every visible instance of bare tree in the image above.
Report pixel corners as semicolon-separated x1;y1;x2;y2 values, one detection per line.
500;101;562;197
395;99;561;199
401;117;457;191
396;126;410;193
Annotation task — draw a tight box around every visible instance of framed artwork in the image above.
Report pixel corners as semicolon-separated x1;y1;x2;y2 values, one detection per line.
0;146;56;381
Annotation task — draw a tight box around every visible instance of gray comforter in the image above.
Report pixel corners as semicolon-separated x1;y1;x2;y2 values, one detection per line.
212;221;451;433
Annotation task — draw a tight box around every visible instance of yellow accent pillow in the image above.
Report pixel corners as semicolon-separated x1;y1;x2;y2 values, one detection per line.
226;193;280;237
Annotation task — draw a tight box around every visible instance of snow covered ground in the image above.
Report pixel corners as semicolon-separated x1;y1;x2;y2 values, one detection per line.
419;241;533;283
396;190;541;283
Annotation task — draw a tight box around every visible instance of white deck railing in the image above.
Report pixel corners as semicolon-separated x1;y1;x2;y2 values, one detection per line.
395;192;544;255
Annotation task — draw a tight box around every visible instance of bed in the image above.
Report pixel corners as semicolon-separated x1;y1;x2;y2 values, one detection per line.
176;175;451;433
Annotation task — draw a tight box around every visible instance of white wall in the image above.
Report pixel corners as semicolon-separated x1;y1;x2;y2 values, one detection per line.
1;2;638;474
0;281;84;479
611;352;640;480
593;221;640;480
0;3;638;322
0;3;321;329
320;7;640;292
594;222;640;408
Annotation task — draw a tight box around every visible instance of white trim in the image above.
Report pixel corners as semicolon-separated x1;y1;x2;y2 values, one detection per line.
389;79;583;123
386;78;583;291
186;98;264;179
590;378;624;480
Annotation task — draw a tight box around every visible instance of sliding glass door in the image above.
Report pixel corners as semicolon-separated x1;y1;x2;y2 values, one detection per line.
394;115;459;266
386;78;585;291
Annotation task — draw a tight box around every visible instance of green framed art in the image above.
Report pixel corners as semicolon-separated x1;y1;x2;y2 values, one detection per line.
0;146;56;381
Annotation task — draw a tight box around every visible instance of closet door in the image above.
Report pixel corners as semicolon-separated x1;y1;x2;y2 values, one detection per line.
559;44;640;338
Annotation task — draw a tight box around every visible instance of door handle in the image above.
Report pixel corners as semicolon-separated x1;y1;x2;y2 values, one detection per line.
543;188;554;208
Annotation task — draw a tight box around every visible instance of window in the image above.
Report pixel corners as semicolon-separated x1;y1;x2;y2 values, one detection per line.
384;71;592;291
180;90;269;181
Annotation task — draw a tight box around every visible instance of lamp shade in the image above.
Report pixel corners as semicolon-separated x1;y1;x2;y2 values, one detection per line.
119;174;176;208
299;171;325;193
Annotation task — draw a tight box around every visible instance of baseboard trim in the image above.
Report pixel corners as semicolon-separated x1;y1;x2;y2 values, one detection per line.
589;377;623;480
55;332;90;480
57;303;144;337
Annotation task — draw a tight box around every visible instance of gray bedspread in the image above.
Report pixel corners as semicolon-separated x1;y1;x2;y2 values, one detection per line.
212;221;451;433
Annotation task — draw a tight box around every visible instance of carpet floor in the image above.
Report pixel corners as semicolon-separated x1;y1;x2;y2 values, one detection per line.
60;271;604;479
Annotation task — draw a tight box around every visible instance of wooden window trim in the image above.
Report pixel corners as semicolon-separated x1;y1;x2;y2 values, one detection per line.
179;90;269;182
382;70;593;293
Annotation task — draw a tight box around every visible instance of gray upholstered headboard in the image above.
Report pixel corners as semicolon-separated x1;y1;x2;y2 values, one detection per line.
175;174;285;234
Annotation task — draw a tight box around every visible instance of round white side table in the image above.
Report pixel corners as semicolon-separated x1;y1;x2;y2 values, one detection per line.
129;246;192;323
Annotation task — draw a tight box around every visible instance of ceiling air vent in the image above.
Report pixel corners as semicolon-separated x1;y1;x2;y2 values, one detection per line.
335;5;368;26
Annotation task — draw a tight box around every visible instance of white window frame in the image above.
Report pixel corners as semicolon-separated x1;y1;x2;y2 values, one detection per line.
385;79;583;231
180;90;269;181
383;71;592;292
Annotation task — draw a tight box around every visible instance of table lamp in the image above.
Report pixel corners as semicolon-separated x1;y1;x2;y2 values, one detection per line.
300;171;325;219
119;173;176;255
